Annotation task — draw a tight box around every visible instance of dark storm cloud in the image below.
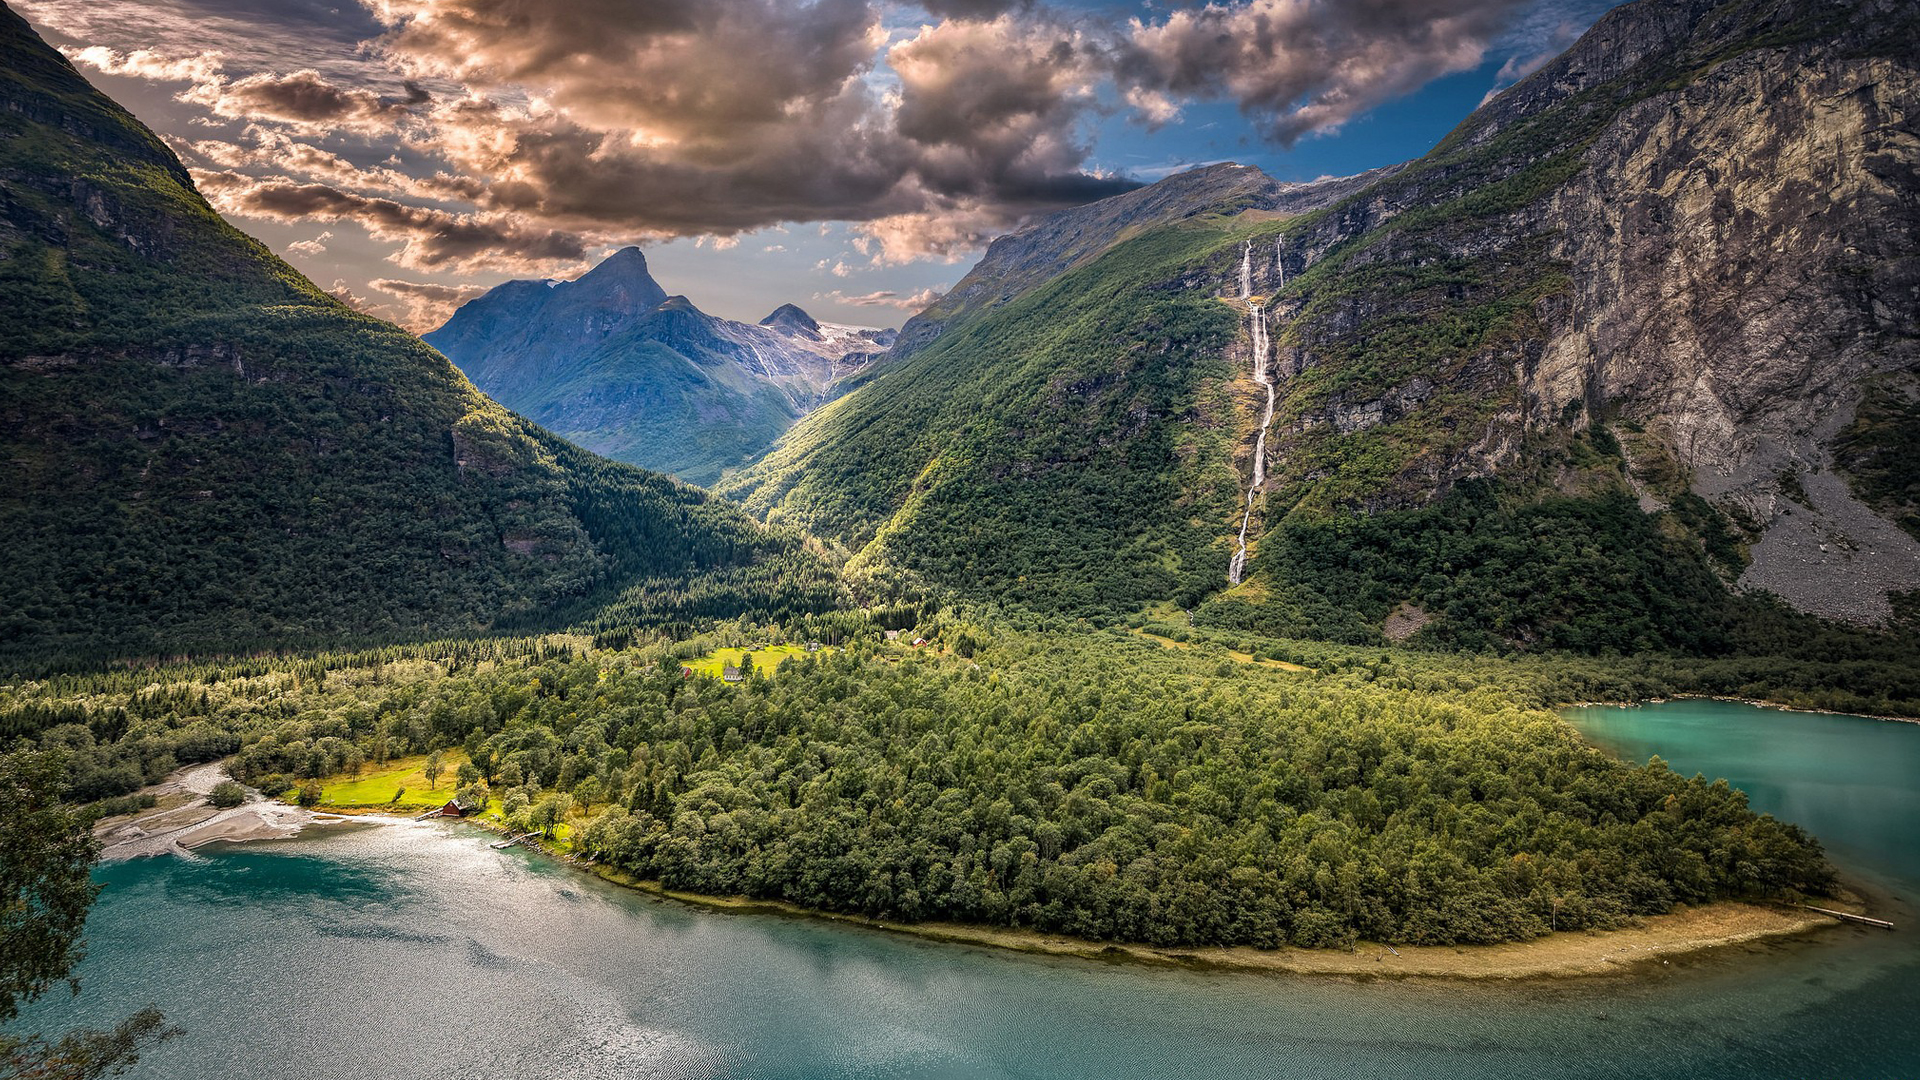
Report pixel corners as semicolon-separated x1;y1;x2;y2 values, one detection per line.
184;69;428;130
194;170;591;270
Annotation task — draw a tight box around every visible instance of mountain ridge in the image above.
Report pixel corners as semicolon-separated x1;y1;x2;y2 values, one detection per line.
426;249;895;485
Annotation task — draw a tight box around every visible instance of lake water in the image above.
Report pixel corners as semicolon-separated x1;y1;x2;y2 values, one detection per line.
21;699;1920;1079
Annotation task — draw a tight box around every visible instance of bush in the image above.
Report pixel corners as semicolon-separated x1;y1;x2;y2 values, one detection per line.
208;781;247;808
89;792;157;820
297;782;322;808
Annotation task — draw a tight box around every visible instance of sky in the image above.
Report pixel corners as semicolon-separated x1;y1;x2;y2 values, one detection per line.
18;0;1620;331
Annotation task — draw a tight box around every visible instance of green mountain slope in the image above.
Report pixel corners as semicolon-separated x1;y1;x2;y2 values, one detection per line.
726;0;1920;649
726;220;1250;615
0;6;833;666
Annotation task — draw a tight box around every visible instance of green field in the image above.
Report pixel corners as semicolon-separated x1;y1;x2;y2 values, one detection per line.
683;644;831;679
313;751;472;810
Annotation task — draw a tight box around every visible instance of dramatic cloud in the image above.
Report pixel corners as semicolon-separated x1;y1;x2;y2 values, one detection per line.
23;0;1605;315
193;170;592;271
1112;0;1531;143
363;1;1126;249
372;0;887;140
819;286;948;310
181;69;430;132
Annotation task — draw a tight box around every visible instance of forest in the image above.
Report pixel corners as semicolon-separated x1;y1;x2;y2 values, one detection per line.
4;619;1837;950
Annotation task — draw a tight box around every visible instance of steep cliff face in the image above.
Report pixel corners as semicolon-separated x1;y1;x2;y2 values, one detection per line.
1537;43;1920;621
1215;0;1920;626
427;250;894;485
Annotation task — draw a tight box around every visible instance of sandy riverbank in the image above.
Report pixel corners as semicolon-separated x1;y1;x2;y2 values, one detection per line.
93;763;369;859
577;863;1843;980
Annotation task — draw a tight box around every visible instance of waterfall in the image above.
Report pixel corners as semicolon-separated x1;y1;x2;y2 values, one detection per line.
1239;240;1253;300
1228;299;1277;586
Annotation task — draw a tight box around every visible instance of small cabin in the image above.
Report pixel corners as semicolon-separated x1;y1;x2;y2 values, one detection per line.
436;798;475;818
911;638;927;647
884;629;902;641
722;666;744;682
806;641;822;652
680;665;694;678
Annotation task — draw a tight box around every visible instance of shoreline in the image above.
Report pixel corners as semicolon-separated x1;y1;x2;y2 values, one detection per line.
562;855;1841;981
92;761;392;860
1560;693;1920;725
191;808;1849;980
106;770;1857;981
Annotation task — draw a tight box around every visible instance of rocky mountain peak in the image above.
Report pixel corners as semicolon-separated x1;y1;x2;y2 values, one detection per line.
569;246;668;311
760;303;820;337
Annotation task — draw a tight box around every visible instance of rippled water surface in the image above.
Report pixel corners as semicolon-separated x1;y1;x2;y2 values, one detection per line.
22;699;1919;1079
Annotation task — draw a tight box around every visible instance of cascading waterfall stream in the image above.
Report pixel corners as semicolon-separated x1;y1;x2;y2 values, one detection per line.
1228;241;1278;586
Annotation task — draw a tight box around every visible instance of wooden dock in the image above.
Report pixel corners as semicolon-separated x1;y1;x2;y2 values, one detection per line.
1802;905;1895;930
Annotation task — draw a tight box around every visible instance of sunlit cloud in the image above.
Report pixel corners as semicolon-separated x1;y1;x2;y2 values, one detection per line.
818;285;949;310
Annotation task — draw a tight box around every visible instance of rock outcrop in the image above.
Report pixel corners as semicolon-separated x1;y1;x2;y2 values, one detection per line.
1223;0;1920;622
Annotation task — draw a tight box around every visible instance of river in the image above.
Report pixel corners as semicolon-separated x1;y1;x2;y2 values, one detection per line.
21;699;1919;1078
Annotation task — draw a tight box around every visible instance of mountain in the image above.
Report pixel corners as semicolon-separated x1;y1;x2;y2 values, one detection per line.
724;0;1920;652
888;161;1396;361
425;253;895;485
0;5;833;667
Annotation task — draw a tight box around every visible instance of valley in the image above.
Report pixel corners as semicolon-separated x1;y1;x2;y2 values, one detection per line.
1;0;1917;1075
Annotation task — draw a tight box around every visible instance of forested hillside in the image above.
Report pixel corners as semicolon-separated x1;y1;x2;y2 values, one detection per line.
0;8;835;669
727;220;1250;615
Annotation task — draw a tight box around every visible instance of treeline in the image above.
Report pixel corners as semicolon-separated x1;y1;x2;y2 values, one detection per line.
8;623;1834;949
1138;618;1920;719
1192;478;1920;692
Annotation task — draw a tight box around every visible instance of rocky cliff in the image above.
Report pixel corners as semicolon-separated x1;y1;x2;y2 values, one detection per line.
1217;0;1920;625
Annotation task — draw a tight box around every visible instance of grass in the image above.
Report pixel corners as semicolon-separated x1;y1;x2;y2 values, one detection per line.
683;644;832;678
1132;628;1308;671
313;751;472;810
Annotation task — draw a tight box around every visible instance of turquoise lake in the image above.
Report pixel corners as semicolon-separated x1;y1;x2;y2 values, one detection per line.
21;699;1920;1078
